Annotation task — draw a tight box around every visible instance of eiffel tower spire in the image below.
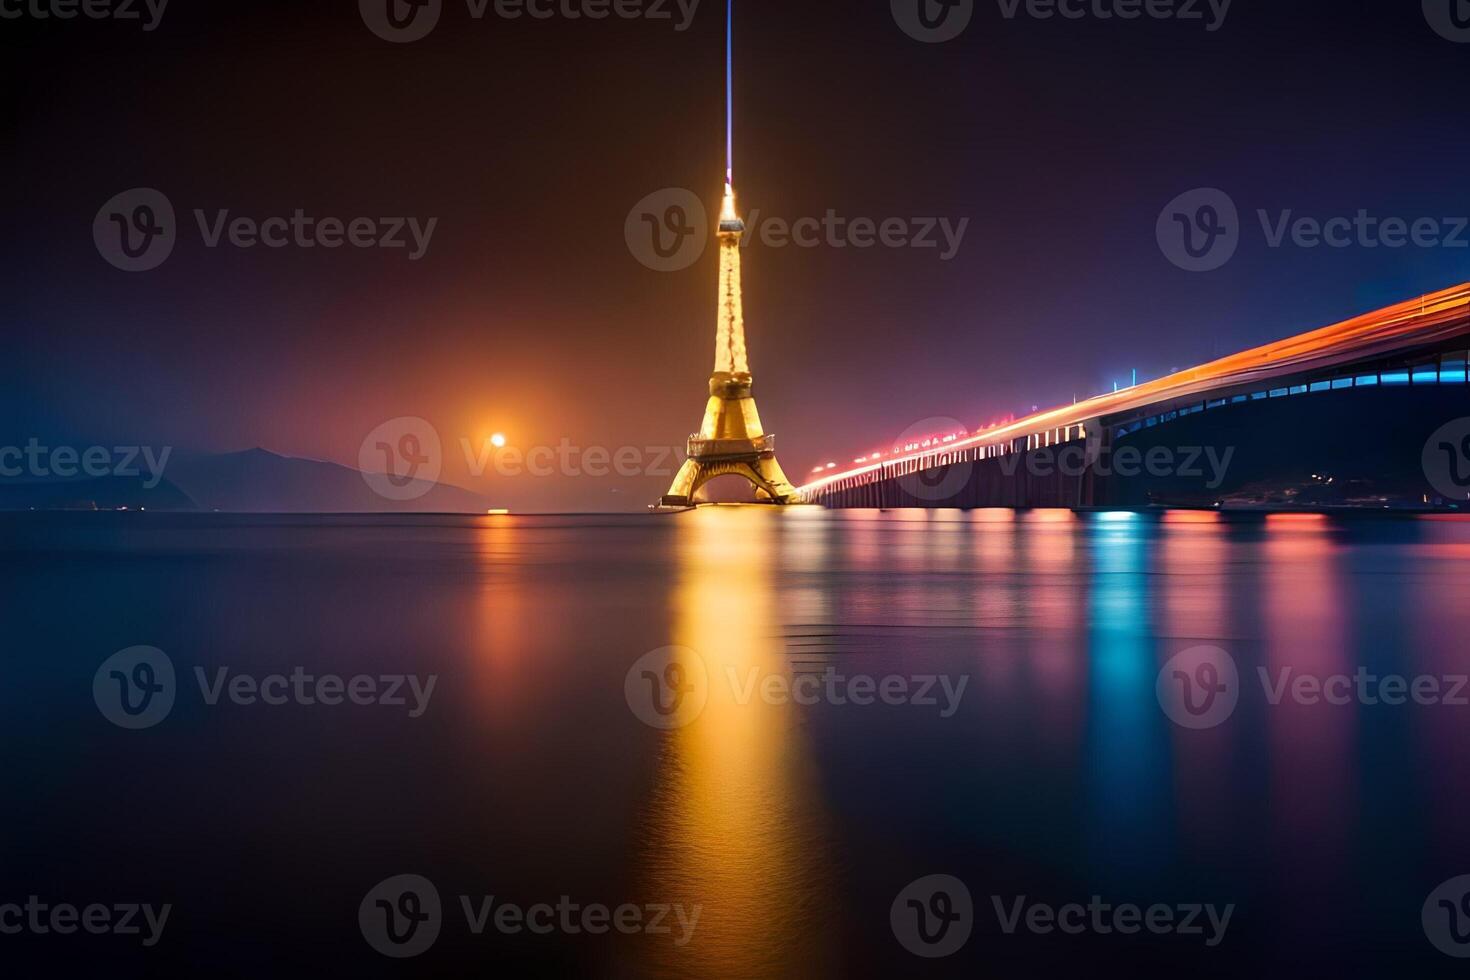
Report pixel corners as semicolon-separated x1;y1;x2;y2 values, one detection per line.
713;183;748;376
659;0;796;506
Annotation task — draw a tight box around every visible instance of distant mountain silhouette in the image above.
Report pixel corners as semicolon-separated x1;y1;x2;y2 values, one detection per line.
166;448;492;513
0;448;492;513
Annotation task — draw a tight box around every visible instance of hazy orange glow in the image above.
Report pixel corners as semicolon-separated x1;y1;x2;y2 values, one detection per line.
1026;508;1077;523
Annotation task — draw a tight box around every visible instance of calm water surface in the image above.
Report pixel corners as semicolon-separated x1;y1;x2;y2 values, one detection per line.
5;508;1470;977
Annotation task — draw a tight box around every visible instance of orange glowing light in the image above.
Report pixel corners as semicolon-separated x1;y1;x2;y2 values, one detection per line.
1163;510;1222;523
1266;513;1329;528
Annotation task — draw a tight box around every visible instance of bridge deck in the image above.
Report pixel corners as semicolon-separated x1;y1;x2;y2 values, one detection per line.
800;283;1470;498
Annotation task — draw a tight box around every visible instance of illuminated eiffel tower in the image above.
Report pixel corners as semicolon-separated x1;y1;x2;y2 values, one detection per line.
659;1;797;507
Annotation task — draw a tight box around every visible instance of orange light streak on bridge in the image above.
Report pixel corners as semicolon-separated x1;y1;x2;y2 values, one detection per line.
799;283;1470;497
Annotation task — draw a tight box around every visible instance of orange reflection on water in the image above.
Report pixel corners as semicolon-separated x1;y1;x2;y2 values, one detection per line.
1025;508;1076;524
635;507;834;979
1160;514;1231;640
1161;509;1221;524
1026;510;1078;638
469;517;534;725
973;509;1019;629
1023;512;1084;745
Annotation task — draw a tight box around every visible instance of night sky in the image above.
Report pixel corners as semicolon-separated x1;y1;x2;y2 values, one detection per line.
7;0;1470;510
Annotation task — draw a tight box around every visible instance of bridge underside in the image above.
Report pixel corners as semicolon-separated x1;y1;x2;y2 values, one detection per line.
807;382;1470;510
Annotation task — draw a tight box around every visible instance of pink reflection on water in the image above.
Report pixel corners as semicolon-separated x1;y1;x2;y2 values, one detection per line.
1159;514;1239;846
1262;515;1357;880
1024;511;1085;754
1408;516;1470;860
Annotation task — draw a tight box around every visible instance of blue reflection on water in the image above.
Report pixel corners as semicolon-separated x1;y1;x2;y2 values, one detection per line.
1085;513;1172;885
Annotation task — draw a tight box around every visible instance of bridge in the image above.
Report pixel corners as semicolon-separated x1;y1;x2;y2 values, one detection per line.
797;284;1470;510
653;4;1470;511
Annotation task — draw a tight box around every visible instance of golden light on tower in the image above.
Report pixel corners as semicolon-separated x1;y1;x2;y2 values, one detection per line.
713;182;748;378
658;0;797;507
720;182;739;224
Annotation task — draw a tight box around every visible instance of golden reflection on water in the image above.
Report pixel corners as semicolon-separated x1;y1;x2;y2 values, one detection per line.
973;508;1018;630
635;507;835;979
